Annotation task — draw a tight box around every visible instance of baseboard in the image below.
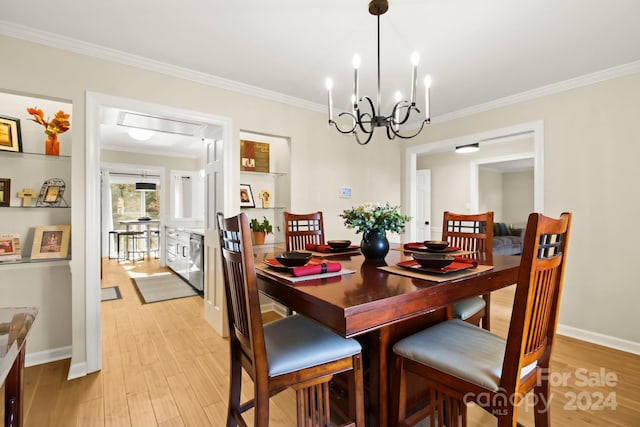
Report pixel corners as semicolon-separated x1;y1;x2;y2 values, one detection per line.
67;361;88;380
25;345;72;367
260;301;288;318
557;324;640;355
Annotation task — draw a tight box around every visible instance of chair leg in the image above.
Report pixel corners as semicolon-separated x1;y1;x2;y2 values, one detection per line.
482;293;491;330
533;377;551;427
227;357;242;427
349;353;365;427
390;355;407;427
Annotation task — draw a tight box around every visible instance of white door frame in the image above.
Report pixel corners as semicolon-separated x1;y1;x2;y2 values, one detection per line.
84;92;233;375
404;120;544;242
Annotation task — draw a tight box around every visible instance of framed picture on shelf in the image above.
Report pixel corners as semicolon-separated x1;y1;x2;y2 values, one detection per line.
240;184;255;208
0;115;22;153
0;178;10;207
31;225;71;260
35;178;67;207
0;233;21;262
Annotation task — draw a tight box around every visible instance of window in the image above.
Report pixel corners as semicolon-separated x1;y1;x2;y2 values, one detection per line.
111;183;160;224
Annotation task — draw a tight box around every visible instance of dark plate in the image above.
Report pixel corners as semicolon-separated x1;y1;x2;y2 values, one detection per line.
264;258;320;271
275;251;312;267
330;245;360;253
412;253;455;269
397;259;478;275
327;240;352;249
423;240;449;251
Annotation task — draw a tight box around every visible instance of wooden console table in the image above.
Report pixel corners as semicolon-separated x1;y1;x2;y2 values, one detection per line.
1;307;38;427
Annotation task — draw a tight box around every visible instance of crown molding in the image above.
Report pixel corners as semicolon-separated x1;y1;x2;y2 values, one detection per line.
0;21;324;114
3;20;639;122
433;60;640;124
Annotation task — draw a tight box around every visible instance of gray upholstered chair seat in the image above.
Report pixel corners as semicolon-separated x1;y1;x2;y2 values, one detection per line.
453;296;486;320
265;314;362;377
393;319;536;392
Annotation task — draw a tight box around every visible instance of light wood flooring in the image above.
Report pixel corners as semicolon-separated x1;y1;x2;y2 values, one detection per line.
7;258;640;426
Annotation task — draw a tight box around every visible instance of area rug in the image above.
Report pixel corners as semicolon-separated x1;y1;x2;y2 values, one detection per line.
101;286;122;302
132;274;198;304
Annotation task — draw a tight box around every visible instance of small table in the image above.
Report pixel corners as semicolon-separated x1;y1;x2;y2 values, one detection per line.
1;307;38;427
119;220;160;259
256;248;520;426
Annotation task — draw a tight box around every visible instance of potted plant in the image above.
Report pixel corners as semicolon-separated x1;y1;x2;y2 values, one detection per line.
340;202;411;261
249;216;273;245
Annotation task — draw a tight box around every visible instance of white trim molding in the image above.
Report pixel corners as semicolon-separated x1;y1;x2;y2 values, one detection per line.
25;346;72;368
557;324;640;356
3;20;640;122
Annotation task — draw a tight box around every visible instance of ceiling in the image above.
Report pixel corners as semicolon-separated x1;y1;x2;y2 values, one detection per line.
3;0;640;154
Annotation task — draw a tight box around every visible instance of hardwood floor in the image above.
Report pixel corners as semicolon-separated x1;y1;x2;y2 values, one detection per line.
9;258;640;426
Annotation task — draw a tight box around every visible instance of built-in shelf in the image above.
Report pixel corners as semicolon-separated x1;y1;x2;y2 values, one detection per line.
0;150;71;160
241;206;288;210
1;206;71;209
0;258;71;269
240;171;287;177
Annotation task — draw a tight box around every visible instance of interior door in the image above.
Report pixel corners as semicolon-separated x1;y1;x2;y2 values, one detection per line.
203;138;227;336
416;169;431;241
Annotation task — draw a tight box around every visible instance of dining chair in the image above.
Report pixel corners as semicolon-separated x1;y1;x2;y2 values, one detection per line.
442;211;494;330
217;212;365;427
283;211;325;252
391;212;572;427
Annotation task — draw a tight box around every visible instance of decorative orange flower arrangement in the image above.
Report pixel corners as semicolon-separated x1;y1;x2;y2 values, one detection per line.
27;107;71;155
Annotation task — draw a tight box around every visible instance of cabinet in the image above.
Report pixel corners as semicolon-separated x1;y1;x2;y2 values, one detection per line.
0;92;72;265
165;226;190;280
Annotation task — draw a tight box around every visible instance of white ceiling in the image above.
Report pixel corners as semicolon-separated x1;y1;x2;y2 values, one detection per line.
3;0;640;155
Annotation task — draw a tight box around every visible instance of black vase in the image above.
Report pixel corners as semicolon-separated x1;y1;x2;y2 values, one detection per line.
360;230;390;261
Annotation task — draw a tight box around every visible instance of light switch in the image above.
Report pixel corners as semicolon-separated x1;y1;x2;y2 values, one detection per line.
339;187;352;198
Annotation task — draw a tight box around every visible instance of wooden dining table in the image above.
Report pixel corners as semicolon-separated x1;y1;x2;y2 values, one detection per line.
256;246;520;427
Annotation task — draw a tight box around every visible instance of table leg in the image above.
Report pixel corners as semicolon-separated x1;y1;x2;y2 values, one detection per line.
5;346;25;427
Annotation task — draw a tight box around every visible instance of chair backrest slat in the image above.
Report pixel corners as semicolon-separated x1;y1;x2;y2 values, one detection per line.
501;212;572;391
284;211;325;251
217;212;268;378
442;211;494;260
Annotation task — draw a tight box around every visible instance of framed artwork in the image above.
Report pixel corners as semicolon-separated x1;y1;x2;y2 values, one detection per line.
240;140;270;173
31;225;71;260
0;178;10;207
36;178;68;207
240;184;255;208
0;115;23;153
0;233;21;262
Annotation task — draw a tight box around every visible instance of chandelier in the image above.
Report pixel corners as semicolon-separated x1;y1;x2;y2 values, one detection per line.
325;0;432;145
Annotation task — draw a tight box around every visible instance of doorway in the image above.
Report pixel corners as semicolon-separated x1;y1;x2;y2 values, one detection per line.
404;120;544;242
83;92;233;375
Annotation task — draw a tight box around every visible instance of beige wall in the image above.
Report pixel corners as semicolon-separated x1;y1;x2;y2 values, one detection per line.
1;34;404;369
416;139;533;231
405;71;640;346
479;169;503;222
502;170;534;226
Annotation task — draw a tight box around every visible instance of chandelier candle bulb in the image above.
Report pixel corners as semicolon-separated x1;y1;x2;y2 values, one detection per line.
394;91;402;130
326;78;334;122
410;52;419;104
424;75;432;121
352;55;361;105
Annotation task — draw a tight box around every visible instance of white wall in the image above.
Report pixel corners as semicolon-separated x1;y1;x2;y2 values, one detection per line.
405;70;640;349
1;34;404;371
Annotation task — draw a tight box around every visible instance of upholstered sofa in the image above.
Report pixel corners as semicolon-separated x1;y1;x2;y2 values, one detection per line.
492;222;524;256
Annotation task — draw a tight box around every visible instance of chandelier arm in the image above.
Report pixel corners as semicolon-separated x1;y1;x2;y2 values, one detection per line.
356;96;377;134
354;129;374;145
332;112;358;134
388;119;428;139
